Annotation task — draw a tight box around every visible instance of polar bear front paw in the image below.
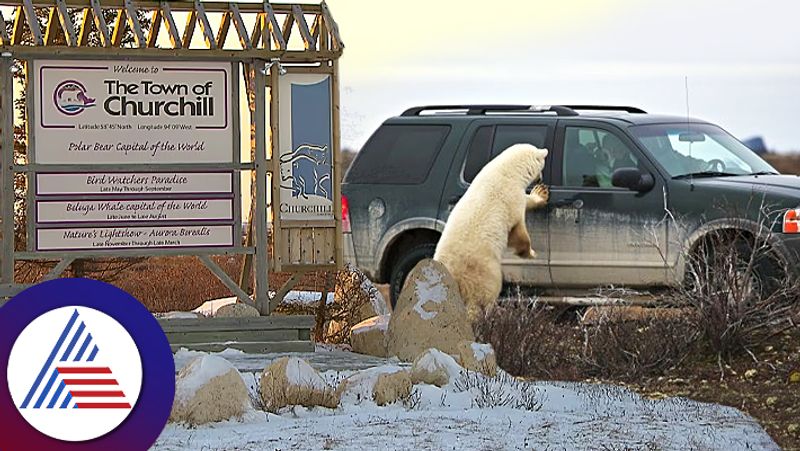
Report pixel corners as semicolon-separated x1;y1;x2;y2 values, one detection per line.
532;184;549;202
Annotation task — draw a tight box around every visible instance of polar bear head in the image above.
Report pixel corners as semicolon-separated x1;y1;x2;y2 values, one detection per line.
492;143;548;186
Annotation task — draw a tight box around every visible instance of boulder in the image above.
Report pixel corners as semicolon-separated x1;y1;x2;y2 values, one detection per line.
410;348;464;387
170;355;250;425
350;315;390;357
215;302;259;318
259;357;338;412
386;259;475;361
337;366;411;406
457;341;497;377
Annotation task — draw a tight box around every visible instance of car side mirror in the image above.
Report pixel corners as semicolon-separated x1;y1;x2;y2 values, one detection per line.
612;167;655;192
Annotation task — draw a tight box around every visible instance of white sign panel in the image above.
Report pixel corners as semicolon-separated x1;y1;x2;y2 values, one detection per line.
278;73;334;221
36;225;234;251
37;199;233;224
36;172;233;195
33;60;233;164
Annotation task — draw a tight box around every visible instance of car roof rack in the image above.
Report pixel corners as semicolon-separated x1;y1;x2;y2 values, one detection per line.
400;105;580;117
563;105;647;114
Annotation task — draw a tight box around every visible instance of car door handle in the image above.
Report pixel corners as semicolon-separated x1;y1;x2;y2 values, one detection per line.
552;198;584;209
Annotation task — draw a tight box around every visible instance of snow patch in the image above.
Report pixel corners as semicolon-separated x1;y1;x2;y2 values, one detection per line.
415;348;463;380
284;357;328;392
157;311;200;319
470;342;493;362
338;365;406;404
351;314;389;335
413;266;448;320
194;291;337;316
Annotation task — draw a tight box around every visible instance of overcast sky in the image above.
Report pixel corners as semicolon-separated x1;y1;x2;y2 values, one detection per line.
327;0;800;152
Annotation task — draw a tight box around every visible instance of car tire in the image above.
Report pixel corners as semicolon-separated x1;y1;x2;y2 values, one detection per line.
389;243;437;309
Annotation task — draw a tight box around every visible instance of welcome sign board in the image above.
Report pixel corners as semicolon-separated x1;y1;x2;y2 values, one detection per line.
33;60;232;164
30;60;237;252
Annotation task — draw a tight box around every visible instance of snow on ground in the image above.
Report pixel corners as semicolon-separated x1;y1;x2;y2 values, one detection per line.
193;291;337;316
155;348;779;451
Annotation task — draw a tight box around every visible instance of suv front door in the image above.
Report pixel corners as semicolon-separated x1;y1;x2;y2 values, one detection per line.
547;121;669;288
439;119;555;286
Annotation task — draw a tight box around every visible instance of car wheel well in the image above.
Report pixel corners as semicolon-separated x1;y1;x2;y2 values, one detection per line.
380;229;441;282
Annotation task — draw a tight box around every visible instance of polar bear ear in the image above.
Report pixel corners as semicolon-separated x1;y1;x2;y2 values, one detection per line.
534;147;549;158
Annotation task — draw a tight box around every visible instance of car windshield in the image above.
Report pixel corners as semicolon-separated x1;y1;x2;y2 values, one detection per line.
630;123;777;178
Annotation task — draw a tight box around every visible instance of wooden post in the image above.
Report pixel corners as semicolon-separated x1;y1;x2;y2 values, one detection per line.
0;56;14;284
254;61;270;315
332;59;343;269
270;60;282;275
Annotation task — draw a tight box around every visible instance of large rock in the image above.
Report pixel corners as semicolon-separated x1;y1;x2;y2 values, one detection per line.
456;341;497;377
386;259;475;361
337;365;411;406
170;355;251;425
410;348;465;387
350;315;390;357
215;302;259;318
259;357;338;412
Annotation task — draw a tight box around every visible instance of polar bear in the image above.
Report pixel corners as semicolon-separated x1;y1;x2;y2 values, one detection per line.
433;143;549;322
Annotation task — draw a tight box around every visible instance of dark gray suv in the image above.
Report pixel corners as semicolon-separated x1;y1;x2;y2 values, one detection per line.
342;105;800;306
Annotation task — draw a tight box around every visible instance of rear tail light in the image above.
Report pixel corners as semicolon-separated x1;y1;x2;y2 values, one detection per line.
783;209;799;233
342;195;351;233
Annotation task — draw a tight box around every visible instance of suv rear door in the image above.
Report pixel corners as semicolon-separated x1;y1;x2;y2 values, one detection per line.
439;118;556;286
547;120;670;287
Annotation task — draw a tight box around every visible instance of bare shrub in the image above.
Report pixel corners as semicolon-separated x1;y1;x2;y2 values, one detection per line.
668;208;800;358
453;370;543;411
580;308;699;379
275;264;377;344
474;300;585;379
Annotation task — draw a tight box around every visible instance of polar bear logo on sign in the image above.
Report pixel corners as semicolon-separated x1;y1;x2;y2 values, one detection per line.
279;144;332;201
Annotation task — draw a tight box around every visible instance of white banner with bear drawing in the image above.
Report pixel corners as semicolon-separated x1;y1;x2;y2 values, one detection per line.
278;73;334;221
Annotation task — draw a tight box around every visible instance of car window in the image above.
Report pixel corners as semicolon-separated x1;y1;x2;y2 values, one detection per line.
562;127;639;188
462;124;548;183
346;124;451;184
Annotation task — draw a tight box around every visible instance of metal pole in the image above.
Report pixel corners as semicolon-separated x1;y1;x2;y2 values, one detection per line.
253;60;270;315
0;53;14;285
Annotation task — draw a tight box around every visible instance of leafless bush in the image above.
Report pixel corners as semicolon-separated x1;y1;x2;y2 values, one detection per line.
400;387;422;410
667;206;799;358
580;308;699;379
276;264;379;344
474;300;585;379
453;370;544;411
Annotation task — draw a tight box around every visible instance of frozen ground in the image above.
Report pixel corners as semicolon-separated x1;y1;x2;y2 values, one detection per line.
153;348;779;451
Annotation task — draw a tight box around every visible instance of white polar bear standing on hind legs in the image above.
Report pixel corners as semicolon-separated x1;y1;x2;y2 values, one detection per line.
433;143;549;322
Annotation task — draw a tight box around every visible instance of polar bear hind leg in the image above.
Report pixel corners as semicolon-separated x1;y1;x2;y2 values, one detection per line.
508;222;535;258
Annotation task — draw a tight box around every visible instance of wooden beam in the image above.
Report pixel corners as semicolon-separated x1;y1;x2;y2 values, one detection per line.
77;6;93;46
90;0;110;47
160;1;181;49
264;2;285;51
229;3;251;50
280;10;293;46
291;5;315;50
199;255;254;307
181;9;197;49
215;10;231;49
194;0;216;49
250;12;263;49
56;0;76;46
22;0;43;45
3;1;323;14
124;0;145;48
310;14;321;43
0;10;8;45
41;258;75;282
11;6;23;45
7;45;342;62
269;271;306;312
146;8;161;48
320;1;343;50
110;8;127;47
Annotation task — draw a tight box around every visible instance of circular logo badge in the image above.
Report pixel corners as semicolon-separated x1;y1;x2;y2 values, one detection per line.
53;80;96;116
0;279;174;451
